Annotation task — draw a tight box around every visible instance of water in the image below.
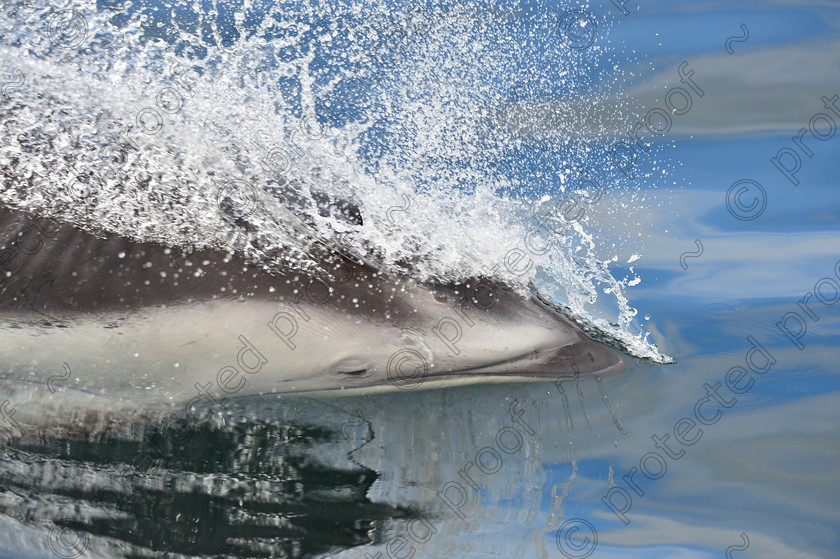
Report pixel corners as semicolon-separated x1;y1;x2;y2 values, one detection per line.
1;0;838;557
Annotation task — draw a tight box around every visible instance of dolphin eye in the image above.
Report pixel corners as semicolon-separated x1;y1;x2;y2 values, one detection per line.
338;368;368;377
335;359;371;377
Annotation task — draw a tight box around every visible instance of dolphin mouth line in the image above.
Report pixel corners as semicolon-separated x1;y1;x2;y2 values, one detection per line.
402;345;625;384
429;348;556;376
416;363;624;382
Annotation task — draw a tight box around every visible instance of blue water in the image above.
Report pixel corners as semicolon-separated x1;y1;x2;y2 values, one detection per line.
1;0;839;558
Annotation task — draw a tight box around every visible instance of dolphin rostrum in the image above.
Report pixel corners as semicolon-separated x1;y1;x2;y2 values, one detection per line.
0;205;624;441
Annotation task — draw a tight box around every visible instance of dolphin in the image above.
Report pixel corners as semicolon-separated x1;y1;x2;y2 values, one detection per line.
0;204;624;441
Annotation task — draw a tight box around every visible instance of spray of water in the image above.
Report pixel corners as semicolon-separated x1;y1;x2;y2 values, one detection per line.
0;0;671;362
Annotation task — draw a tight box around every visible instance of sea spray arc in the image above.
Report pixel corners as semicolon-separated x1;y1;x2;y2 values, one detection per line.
0;205;626;441
0;0;675;368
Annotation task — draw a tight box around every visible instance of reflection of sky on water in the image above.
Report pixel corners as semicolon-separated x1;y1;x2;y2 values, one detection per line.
333;1;840;558
0;0;837;557
575;3;840;556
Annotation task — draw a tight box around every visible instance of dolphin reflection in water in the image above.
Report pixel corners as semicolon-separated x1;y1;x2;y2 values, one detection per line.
0;205;624;441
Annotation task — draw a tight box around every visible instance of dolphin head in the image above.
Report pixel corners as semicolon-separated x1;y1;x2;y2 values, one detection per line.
251;261;625;393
